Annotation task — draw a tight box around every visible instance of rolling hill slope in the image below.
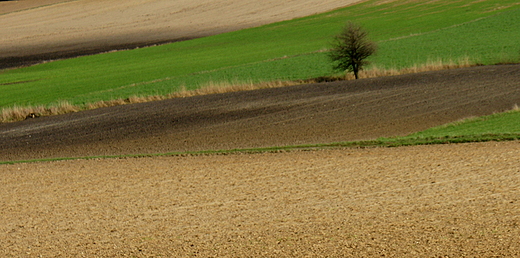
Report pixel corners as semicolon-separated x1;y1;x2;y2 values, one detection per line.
1;64;519;162
0;0;360;68
1;0;519;108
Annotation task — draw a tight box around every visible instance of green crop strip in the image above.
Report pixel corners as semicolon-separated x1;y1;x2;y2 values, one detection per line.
1;0;519;108
400;109;520;139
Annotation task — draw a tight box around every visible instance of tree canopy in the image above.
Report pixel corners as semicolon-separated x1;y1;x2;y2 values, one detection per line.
329;22;377;79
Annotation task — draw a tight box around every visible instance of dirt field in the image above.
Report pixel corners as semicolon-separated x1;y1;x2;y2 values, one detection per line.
1;65;519;257
2;0;520;256
1;141;519;257
0;0;361;69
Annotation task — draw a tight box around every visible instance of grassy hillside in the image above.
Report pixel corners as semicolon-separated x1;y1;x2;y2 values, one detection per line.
1;0;519;108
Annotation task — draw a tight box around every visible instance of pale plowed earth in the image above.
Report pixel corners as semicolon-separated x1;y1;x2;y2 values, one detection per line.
1;64;520;162
0;0;361;69
1;141;519;257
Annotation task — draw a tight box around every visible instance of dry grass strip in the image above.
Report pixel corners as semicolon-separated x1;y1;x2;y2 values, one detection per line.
0;61;476;123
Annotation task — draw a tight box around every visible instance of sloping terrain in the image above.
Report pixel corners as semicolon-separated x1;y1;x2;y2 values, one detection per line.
0;0;361;68
2;1;520;256
1;64;519;162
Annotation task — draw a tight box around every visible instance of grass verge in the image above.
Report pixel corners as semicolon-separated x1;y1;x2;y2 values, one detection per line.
2;134;518;165
0;80;298;122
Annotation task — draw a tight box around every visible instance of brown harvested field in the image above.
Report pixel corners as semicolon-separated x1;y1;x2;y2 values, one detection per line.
1;141;520;257
0;0;361;69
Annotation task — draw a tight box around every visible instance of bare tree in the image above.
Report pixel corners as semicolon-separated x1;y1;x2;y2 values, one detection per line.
329;21;377;79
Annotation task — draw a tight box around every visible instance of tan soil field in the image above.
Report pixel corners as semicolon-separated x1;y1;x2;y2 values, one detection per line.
0;0;362;68
1;141;520;257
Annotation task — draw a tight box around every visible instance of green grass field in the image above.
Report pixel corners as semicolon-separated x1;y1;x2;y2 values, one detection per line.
402;108;520;139
1;0;519;108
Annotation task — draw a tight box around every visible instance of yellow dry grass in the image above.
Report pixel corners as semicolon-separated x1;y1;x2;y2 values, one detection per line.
344;57;473;80
1;101;79;123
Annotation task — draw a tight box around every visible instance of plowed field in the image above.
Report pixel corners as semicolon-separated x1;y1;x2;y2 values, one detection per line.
1;141;520;257
1;64;520;162
1;64;520;256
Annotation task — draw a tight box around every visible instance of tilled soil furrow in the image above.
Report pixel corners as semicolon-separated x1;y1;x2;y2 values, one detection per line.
1;65;520;161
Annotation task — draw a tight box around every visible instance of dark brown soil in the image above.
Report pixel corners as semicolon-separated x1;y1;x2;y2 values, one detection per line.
2;64;520;162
